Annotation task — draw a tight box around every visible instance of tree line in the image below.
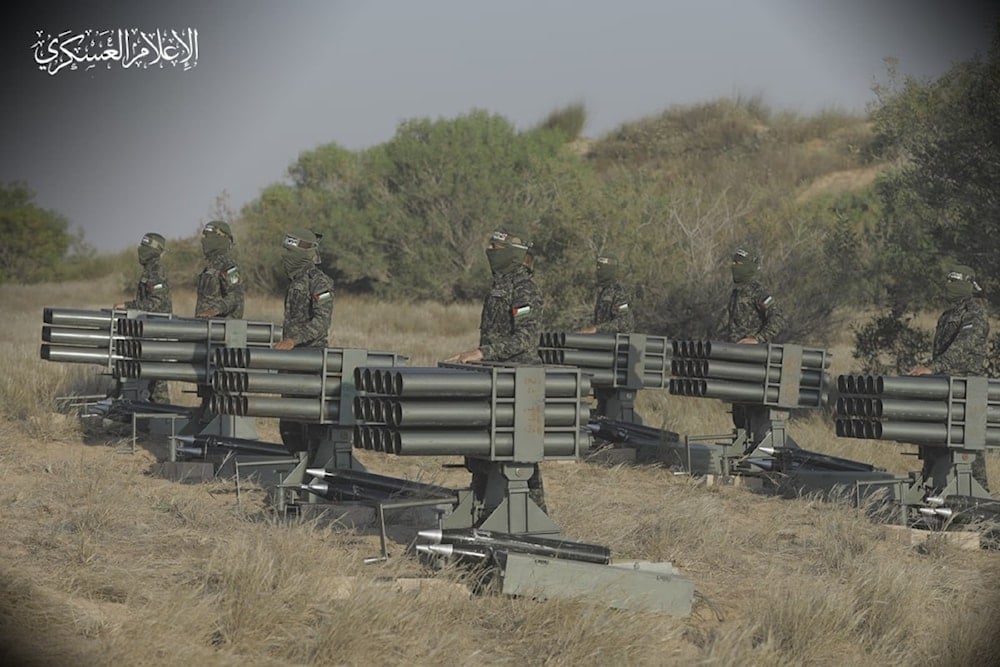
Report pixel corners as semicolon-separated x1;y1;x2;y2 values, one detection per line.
6;23;999;368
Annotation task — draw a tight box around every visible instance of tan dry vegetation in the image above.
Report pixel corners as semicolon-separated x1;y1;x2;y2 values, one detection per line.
795;165;885;203
3;281;1000;665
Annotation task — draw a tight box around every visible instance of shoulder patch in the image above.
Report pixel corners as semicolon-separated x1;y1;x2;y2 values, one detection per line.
511;304;531;318
961;323;973;330
616;302;629;313
312;290;333;303
758;295;774;309
224;266;241;285
149;282;166;292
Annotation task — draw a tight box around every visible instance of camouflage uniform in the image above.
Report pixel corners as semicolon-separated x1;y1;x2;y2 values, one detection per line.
727;279;785;343
930;297;989;375
196;253;244;319
282;264;335;347
479;265;544;364
592;281;634;334
126;235;172;403
726;260;786;430
279;246;335;454
125;257;172;314
476;262;546;511
930;295;990;491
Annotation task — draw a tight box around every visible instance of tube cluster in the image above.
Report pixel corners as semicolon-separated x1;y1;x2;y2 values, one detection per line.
537;332;672;389
835;374;1000;447
669;340;830;408
40;307;281;386
209;347;405;422
350;364;590;459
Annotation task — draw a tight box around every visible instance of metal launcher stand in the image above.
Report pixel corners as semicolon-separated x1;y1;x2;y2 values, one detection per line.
347;362;589;537
259;348;407;513
345;360;694;615
538;332;672;427
667;340;861;482
835;374;998;526
441;363;586;537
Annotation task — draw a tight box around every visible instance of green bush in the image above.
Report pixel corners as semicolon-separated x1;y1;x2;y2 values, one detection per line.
534;102;587;141
0;182;73;284
852;310;932;375
869;28;1000;305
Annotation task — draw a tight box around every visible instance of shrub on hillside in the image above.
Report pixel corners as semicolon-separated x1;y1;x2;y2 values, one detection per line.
534;102;587;141
851;310;932;375
0;182;73;284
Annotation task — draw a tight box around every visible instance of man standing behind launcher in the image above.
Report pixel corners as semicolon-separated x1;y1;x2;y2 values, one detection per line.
117;232;172;314
726;246;785;344
726;245;786;432
908;264;990;491
578;254;634;335
116;232;172;403
447;230;543;364
274;230;334;453
274;229;334;350
446;230;547;510
195;220;244;319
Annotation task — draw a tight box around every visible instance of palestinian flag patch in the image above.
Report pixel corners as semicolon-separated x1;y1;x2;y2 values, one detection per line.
312;290;333;303
150;282;165;291
616;302;629;312
224;266;241;286
511;304;531;318
759;295;774;309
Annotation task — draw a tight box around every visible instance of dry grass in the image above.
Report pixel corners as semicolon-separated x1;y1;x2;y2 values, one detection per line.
3;282;1000;665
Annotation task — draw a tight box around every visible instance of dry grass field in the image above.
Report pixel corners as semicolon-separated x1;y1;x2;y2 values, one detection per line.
2;279;999;666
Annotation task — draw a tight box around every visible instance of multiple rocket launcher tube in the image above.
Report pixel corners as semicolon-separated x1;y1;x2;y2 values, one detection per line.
351;364;590;458
538;332;671;388
835;374;1000;447
49;308;990;453
40;307;281;384
539;333;831;409
39;306;406;423
209;347;404;422
42;311;835;448
41;309;589;459
669;339;830;408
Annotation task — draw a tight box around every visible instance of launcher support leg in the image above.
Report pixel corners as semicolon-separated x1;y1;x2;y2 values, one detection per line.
308;425;364;471
917;447;992;501
732;404;798;453
594;387;643;425
442;458;559;536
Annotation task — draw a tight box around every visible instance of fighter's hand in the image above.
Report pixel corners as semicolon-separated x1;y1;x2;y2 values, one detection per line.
114;303;126;309
196;310;217;318
737;336;759;344
445;348;484;364
577;326;598;334
908;365;933;376
273;338;296;350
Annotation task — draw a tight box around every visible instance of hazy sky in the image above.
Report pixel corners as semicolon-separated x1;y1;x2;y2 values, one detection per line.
1;1;996;252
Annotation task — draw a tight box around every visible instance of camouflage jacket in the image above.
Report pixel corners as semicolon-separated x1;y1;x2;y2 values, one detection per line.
195;253;244;319
479;266;543;364
592;281;634;334
125;258;172;313
726;279;785;343
283;264;335;348
931;296;989;375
